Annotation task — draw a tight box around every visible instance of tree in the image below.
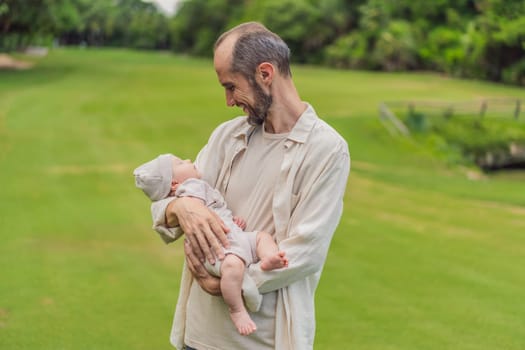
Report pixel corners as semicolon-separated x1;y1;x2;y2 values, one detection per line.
476;0;525;84
57;0;171;50
0;0;80;51
169;0;244;56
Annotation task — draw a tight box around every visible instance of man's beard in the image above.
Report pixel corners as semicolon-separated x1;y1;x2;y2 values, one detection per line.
246;81;272;126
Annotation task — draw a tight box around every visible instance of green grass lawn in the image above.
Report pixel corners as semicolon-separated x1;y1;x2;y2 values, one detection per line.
1;48;524;350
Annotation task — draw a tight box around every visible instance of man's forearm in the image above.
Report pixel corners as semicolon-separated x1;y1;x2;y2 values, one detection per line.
198;275;221;296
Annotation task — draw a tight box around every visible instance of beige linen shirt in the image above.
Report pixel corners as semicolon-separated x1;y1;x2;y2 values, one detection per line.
151;104;350;349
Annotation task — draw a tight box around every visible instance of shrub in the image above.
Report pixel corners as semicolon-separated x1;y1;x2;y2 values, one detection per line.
418;26;465;74
405;109;430;132
372;20;418;71
402;112;525;170
323;32;370;69
502;59;525;86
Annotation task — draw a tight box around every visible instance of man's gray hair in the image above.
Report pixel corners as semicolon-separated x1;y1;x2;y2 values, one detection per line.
214;22;292;80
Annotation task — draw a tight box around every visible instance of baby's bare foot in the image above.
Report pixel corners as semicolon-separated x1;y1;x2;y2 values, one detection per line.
260;251;288;271
230;310;257;335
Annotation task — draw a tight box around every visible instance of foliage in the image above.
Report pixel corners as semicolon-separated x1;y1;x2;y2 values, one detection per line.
371;20;418;71
58;0;171;49
434;117;525;168
242;0;322;63
502;59;525;86
324;32;370;69
169;0;244;56
1;0;524;85
0;0;80;51
0;0;170;51
403;110;525;169
419;26;466;74
238;0;360;63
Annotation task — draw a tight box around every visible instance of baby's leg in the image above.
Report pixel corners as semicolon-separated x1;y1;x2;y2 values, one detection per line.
256;231;288;271
220;254;257;335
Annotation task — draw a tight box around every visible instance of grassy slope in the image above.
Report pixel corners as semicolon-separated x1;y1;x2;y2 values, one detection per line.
0;48;524;349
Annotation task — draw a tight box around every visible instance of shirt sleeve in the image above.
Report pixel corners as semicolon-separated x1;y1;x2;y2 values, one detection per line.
151;196;182;244
248;147;350;293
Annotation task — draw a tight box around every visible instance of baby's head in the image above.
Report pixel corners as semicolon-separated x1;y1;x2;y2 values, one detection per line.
133;154;200;201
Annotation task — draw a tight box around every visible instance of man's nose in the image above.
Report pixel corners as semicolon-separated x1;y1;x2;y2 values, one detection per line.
225;91;235;107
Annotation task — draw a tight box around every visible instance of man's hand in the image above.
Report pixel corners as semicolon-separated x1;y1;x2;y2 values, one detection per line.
185;239;221;296
167;196;230;264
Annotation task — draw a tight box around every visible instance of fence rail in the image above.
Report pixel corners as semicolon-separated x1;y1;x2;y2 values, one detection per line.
378;103;410;136
379;98;525;136
384;98;524;119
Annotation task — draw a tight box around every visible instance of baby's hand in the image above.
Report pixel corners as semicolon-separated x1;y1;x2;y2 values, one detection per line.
233;216;247;230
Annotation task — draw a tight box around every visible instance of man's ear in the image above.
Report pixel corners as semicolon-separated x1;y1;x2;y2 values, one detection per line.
257;62;274;86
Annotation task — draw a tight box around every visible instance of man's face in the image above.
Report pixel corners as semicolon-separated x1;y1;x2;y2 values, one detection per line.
214;39;272;125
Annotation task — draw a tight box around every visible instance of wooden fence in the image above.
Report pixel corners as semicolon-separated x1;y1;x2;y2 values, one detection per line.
379;98;525;136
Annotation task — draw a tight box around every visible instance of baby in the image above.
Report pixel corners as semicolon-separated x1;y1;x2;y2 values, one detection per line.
133;154;288;335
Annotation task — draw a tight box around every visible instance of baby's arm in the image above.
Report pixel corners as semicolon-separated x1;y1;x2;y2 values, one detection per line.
232;216;247;230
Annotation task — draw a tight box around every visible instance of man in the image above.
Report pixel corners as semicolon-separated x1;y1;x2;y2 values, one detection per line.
151;22;350;350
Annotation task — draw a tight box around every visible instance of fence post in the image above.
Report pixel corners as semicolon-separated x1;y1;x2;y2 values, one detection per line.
379;103;410;136
444;105;454;118
515;100;521;120
408;103;415;117
479;100;487;118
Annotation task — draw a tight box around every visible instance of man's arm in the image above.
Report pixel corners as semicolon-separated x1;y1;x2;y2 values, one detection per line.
249;149;350;293
165;196;230;264
184;239;221;295
151;194;225;295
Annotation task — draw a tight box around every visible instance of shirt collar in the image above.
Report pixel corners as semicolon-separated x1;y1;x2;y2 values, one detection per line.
232;102;318;144
233;121;256;143
286;103;317;144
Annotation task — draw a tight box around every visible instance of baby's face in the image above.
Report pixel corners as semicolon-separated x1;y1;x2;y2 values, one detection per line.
172;157;201;183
